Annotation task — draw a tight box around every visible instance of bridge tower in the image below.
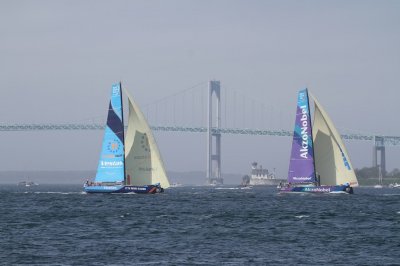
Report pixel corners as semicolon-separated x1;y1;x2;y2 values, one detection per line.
373;136;386;176
207;80;223;185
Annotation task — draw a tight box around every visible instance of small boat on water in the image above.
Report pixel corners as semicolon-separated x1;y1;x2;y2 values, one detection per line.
279;88;358;194
18;181;39;187
84;83;170;194
389;183;400;188
170;182;183;188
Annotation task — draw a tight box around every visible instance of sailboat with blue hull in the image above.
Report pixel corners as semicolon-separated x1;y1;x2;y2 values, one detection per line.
279;89;358;194
84;83;170;194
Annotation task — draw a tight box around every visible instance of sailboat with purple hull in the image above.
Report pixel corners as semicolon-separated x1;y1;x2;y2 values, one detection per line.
84;83;170;194
279;89;358;194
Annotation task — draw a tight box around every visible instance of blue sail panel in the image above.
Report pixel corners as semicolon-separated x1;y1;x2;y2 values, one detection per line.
95;83;125;183
287;89;316;183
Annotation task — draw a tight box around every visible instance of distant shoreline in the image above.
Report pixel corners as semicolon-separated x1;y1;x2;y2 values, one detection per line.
3;170;397;186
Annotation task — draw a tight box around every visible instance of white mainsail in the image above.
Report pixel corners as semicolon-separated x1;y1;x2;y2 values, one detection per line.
311;93;359;187
124;89;170;188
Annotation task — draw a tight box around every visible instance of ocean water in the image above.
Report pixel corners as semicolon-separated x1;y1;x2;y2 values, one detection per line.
0;185;399;265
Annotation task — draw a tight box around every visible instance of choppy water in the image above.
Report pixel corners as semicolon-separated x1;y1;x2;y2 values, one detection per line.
0;185;399;265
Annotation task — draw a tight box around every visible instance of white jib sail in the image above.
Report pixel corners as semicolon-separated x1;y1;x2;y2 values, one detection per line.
310;93;358;187
124;89;170;188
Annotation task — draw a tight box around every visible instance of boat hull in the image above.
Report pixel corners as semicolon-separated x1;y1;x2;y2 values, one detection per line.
278;184;353;194
249;179;285;186
84;184;164;194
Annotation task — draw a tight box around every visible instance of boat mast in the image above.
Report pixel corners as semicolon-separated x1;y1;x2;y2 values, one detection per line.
307;88;318;185
120;81;127;185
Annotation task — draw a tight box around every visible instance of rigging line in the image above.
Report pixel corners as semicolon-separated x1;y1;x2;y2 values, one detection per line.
173;97;176;125
192;89;195;126
338;126;382;137
70;116;105;124
233;90;236;128
201;86;205;127
163;100;166;126
224;86;227;128
225;86;273;117
182;91;185;125
261;103;265;128
243;95;246;128
251;99;255;129
257;102;261;129
142;81;207;108
155;102;158;126
270;106;274;129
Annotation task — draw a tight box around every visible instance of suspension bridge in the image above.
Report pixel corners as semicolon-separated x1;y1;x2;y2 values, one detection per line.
1;123;399;144
1;81;397;184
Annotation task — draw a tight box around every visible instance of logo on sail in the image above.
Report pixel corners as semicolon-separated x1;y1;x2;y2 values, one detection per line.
293;176;312;181
100;161;123;167
107;140;120;153
299;105;309;159
141;134;149;152
299;92;305;101
112;84;120;96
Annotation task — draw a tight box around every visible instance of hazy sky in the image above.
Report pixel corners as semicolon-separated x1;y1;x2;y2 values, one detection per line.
0;1;399;180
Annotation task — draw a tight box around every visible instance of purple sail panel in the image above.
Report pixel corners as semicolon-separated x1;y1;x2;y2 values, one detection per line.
287;89;316;183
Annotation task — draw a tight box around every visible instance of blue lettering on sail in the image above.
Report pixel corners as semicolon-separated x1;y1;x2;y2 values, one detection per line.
338;146;351;170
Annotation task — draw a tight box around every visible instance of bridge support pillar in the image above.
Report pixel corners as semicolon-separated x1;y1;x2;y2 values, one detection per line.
373;136;386;177
207;80;223;185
